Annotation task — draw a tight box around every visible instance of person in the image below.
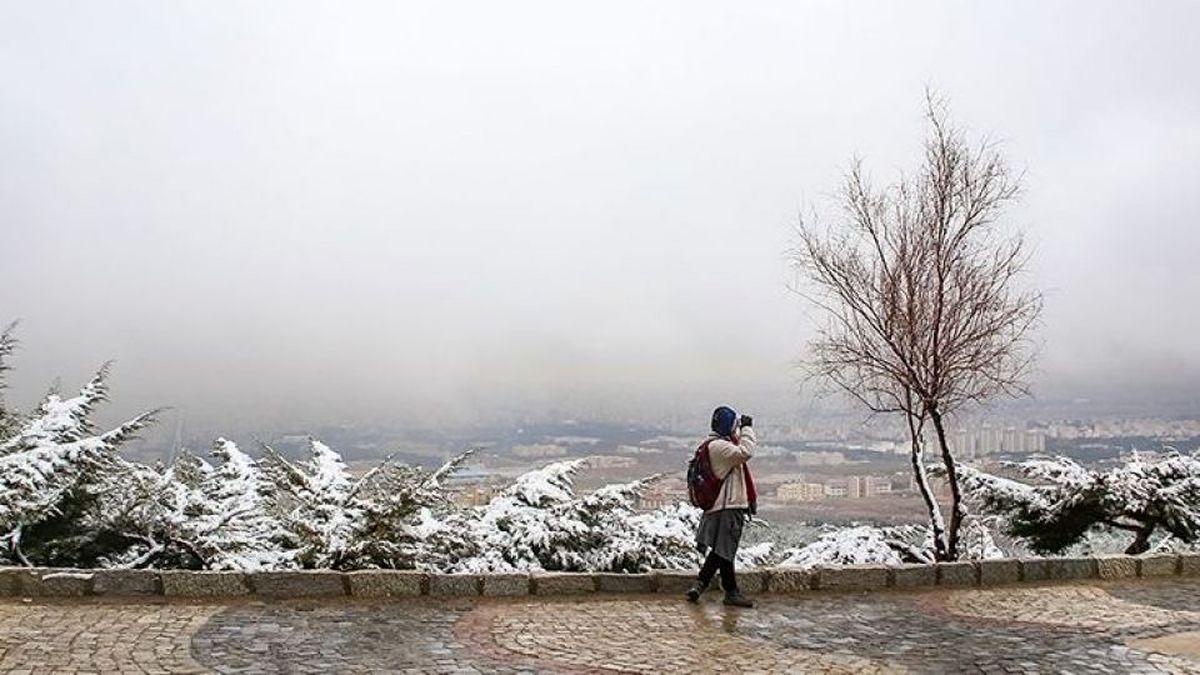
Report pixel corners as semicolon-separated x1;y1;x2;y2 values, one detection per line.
687;405;757;608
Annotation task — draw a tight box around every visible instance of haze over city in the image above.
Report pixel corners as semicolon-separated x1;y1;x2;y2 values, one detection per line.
2;1;1198;437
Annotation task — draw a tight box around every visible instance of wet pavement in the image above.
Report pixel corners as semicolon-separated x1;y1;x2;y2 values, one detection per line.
1;578;1199;673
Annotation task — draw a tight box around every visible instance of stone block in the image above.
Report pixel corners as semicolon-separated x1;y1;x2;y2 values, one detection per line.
1096;556;1138;580
734;569;769;594
428;574;481;597
653;570;697;594
162;571;251;597
978;559;1020;586
252;571;346;598
816;565;890;592
595;573;654;593
1020;558;1051;582
766;567;812;594
532;572;594;595
347;570;424;598
1139;554;1180;577
1048;557;1095;581
0;568;18;596
1180;554;1200;577
891;564;936;588
936;562;979;587
482;573;530;597
17;569;93;596
92;569;161;595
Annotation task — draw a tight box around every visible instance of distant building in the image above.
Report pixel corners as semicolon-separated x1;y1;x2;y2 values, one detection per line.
824;482;848;498
863;476;893;497
1023;430;1046;453
776;482;826;502
949;427;1047;457
846;476;862;499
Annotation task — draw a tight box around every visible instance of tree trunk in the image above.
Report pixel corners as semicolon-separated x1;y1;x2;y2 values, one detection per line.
929;406;965;561
10;525;32;567
906;412;948;561
1125;524;1155;555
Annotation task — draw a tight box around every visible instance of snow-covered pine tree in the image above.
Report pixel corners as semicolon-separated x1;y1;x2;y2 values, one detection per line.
448;460;700;573
76;453;204;568
88;439;288;571
775;524;934;568
407;505;480;572
958;516;1005;560
554;475;654;571
343;448;476;569
958;452;1200;554
260;437;359;568
0;321;18;439
457;459;590;572
569;475;696;572
184;439;286;570
0;364;157;566
1;363;117;455
259;437;470;569
627;502;704;570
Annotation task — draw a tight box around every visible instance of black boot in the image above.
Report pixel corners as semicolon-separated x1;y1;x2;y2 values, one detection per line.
723;592;754;608
685;583;706;602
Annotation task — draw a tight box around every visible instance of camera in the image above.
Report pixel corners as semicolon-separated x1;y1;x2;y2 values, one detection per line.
739;414;752;429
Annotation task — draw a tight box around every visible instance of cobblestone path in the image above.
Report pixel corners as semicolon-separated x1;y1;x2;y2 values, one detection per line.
1;579;1198;673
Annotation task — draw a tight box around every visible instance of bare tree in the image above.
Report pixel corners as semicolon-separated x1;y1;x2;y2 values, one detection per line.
790;92;1042;561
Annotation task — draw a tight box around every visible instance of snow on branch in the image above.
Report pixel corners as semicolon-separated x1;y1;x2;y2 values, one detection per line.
958;452;1200;555
1;364;118;454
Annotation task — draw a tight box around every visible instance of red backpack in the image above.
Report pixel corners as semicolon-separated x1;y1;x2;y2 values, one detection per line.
687;439;727;510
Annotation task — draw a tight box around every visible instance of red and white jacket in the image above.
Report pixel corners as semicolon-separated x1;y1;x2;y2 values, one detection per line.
704;426;757;513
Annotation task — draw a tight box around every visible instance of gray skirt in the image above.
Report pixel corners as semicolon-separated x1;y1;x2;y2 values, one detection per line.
695;508;748;562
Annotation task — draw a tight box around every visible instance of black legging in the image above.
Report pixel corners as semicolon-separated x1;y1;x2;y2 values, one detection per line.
698;551;737;593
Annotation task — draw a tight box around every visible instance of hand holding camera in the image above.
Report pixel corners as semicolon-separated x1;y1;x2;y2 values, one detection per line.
739;414;752;429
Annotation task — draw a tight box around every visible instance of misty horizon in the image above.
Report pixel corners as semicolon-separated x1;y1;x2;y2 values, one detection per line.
3;2;1199;436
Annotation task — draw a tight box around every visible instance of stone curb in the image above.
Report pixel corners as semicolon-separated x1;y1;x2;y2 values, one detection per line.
0;553;1190;599
482;573;530;597
1020;558;1051;582
595;573;655;593
892;563;936;588
766;567;812;593
162;571;251;597
815;565;890;591
429;573;482;597
1139;553;1180;577
347;570;425;598
652;570;696;594
252;570;347;598
1048;557;1096;581
936;561;979;587
979;559;1020;586
1096;555;1138;580
531;572;594;596
93;569;162;596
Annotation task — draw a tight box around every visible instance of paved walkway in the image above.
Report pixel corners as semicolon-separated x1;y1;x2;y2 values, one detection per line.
1;579;1198;674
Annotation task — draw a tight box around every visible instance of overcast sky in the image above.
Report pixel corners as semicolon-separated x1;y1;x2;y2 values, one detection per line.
2;1;1197;431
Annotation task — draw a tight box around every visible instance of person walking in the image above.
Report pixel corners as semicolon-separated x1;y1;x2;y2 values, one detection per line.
687;405;757;608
